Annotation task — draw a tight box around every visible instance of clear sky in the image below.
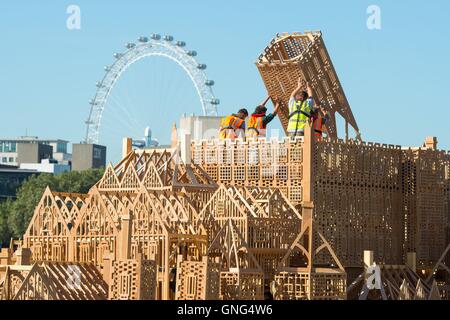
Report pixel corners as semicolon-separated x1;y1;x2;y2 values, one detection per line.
0;0;449;162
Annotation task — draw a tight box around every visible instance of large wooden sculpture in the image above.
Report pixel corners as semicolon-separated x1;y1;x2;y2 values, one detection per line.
3;132;449;300
1;31;449;301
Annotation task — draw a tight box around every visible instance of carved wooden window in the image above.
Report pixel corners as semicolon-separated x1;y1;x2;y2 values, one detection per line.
186;275;198;297
33;243;43;261
79;242;90;263
96;241;109;265
51;242;63;261
216;199;225;218
119;272;132;300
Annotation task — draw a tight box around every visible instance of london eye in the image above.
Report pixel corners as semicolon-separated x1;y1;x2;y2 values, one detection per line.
84;33;220;161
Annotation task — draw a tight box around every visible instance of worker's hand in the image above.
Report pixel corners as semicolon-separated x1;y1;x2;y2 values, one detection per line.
274;103;280;113
273;98;281;115
297;77;303;87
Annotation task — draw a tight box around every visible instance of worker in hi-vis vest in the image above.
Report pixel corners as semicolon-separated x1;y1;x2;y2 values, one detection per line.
288;78;314;137
219;108;248;140
311;107;330;141
246;97;280;139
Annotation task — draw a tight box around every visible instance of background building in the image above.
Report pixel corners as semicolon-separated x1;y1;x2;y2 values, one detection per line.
179;115;221;141
0;164;39;202
20;159;70;175
16;143;53;165
72;143;106;171
0;137;71;166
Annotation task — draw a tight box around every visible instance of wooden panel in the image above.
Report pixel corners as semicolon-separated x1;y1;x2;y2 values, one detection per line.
256;31;359;139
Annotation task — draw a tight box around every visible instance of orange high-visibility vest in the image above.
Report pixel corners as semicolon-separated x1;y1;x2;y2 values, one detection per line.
246;114;266;138
313;113;325;141
219;115;245;140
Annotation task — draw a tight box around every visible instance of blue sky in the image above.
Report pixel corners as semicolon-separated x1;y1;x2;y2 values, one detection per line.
0;0;449;161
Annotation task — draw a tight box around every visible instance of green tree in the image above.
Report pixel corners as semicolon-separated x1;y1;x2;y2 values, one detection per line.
1;168;104;245
0;199;13;246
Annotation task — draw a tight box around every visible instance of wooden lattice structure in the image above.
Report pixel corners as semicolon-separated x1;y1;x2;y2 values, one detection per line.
403;148;450;268
256;31;359;139
198;184;301;282
175;256;211;300
97;148;217;193
192;138;304;204
207;220;265;300
272;129;346;300
347;263;443;300
192;135;450;270
23;188;87;263
108;253;156;300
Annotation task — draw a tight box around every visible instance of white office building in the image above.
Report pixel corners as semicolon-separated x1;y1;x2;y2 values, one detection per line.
20;159;70;175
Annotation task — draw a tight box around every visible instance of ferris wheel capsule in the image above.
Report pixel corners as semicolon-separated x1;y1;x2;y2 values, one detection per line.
138;36;148;43
197;64;207;70
104;65;111;72
210;99;220;105
126;43;136;49
164;35;174;41
96;81;104;88
176;41;186;47
187;50;197;57
113;53;123;59
205;80;215;86
151;34;161;40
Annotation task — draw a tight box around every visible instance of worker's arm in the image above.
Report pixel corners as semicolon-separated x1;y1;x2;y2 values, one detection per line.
263;99;280;126
263;113;276;126
306;83;315;109
307;83;313;98
290;77;303;100
272;98;280;116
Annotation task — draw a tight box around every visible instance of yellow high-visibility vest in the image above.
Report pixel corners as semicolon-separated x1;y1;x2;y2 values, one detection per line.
219;115;245;140
288;100;312;133
246;115;266;138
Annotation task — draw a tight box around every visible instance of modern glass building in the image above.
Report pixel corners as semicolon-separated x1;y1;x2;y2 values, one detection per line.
0;165;40;202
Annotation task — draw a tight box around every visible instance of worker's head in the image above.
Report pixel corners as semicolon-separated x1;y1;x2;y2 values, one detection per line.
295;90;308;102
254;105;267;115
237;108;249;120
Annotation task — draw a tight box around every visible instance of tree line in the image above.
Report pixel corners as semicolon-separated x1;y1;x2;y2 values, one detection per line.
0;169;104;247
